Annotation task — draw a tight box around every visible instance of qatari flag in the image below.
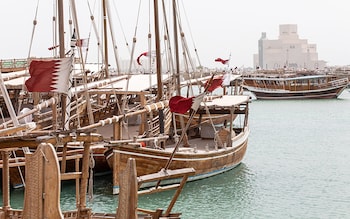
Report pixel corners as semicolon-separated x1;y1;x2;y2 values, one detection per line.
25;58;72;94
136;51;157;65
215;58;229;65
204;75;224;92
169;93;205;114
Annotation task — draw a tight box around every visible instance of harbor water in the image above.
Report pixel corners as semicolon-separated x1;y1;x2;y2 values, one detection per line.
3;89;350;218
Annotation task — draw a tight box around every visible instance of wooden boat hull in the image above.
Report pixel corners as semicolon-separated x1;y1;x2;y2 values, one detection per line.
243;75;349;100
106;127;249;193
245;84;348;100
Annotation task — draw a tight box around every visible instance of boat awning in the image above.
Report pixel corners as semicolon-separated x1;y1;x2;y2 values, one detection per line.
3;71;169;94
101;74;170;92
181;73;242;87
202;95;249;108
2;70;28;89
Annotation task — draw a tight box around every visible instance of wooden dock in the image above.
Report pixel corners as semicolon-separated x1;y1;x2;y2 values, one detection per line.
0;132;195;219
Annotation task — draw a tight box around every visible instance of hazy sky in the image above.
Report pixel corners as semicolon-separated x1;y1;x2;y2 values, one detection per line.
1;0;349;68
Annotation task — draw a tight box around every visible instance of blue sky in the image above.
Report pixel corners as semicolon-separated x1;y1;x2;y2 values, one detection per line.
1;0;349;68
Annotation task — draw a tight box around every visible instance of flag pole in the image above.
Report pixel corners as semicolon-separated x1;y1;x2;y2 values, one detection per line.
154;75;215;189
64;38;75;131
161;74;215;167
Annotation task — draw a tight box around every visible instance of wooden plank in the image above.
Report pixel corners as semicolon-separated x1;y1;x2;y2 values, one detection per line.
0;124;35;137
0;154;83;168
108;135;169;145
137;168;195;184
61;172;82;181
22;143;64;218
137;184;180;195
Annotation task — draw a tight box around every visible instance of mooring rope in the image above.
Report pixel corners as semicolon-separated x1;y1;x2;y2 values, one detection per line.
88;151;95;202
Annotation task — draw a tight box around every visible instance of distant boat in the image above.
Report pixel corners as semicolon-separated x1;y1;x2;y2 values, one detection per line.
242;70;349;100
0;59;27;73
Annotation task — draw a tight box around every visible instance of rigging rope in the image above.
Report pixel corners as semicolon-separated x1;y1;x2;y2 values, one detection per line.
104;0;121;73
27;0;40;59
19;0;41;108
203;100;223;148
88;150;95;202
179;0;202;68
109;0;133;57
127;0;143;73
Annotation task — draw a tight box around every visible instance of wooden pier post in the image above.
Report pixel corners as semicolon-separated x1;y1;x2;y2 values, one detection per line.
78;138;92;218
1;150;11;215
116;158;138;219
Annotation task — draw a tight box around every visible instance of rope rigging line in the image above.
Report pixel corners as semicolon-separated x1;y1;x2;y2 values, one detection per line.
86;0;104;68
127;0;143;74
104;0;122;73
70;0;94;126
147;0;153;81
113;0;144;121
179;0;202;68
117;0;148;139
160;0;176;87
109;0;133;56
27;0;40;60
20;0;41;102
203;100;225;148
88;150;95;202
175;4;196;73
105;0;143;137
162;0;204;98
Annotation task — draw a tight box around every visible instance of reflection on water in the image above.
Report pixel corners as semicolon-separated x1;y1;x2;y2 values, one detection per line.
174;163;256;219
61;163;257;219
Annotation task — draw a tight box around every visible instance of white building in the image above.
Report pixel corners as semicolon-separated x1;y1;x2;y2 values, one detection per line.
254;24;326;70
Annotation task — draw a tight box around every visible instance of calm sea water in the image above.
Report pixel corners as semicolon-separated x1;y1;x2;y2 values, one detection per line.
4;89;350;219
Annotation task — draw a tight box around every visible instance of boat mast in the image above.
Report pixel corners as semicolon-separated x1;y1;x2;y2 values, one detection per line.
58;0;65;129
70;0;94;126
58;0;65;58
102;0;110;78
172;0;189;146
172;0;181;95
153;0;165;136
154;0;162;101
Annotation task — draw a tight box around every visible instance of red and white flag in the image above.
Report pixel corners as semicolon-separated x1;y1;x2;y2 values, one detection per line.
204;75;224;92
169;93;205;114
136;51;156;65
215;58;229;65
25;58;72;94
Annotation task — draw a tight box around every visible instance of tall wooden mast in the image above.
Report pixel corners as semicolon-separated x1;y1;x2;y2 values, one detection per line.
102;0;110;78
154;0;163;101
173;0;181;95
58;0;65;59
58;0;65;129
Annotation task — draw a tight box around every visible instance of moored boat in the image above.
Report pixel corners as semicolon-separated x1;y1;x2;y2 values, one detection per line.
242;70;349;99
104;75;250;194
